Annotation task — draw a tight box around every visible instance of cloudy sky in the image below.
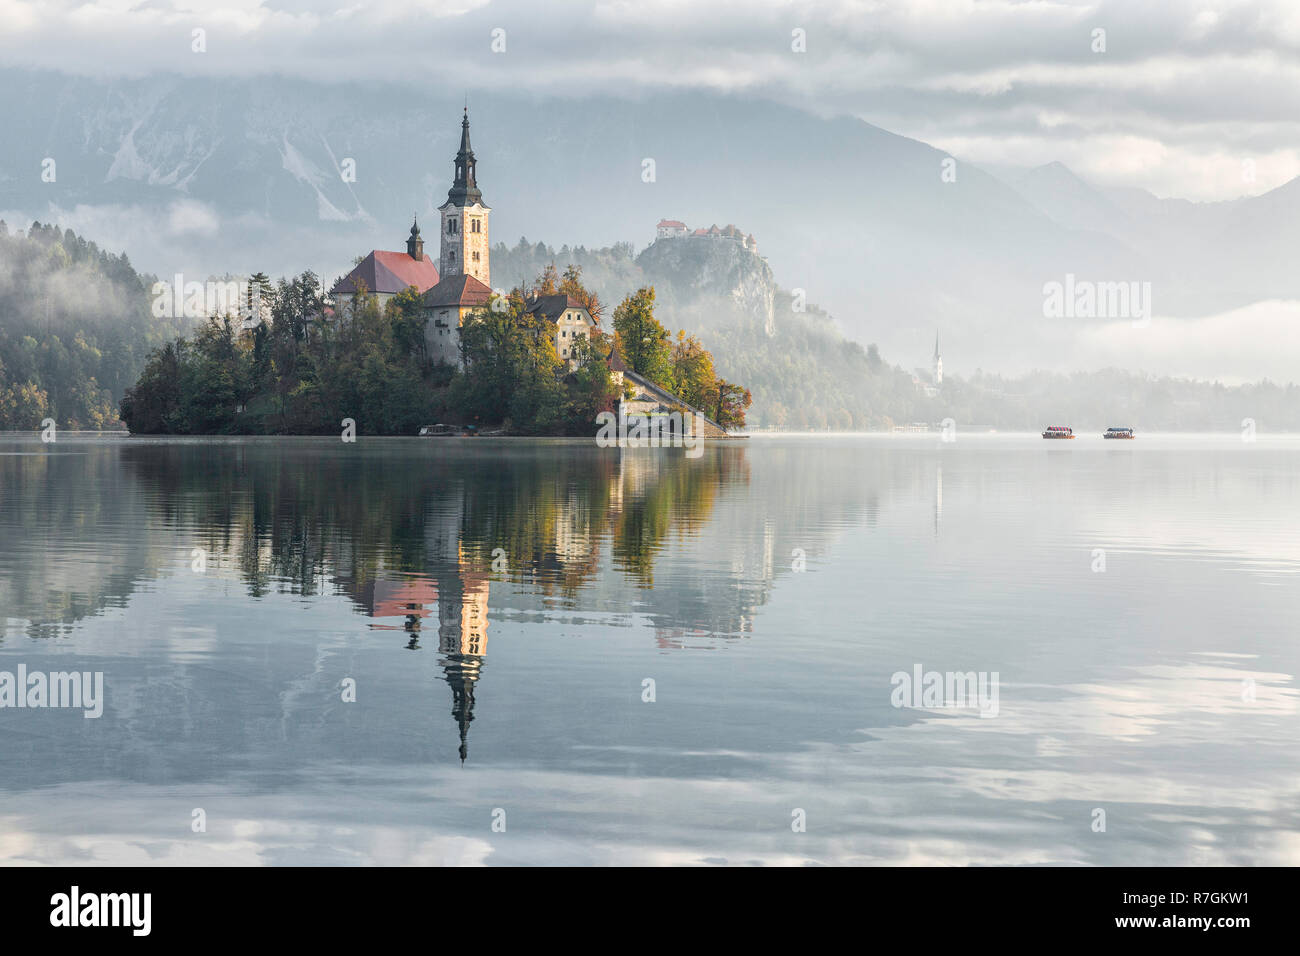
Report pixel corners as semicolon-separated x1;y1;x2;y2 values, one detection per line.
1;0;1297;201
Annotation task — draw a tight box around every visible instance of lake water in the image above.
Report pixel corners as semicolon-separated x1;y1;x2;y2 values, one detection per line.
1;433;1297;866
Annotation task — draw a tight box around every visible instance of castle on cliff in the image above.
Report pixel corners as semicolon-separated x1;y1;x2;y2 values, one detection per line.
656;219;758;256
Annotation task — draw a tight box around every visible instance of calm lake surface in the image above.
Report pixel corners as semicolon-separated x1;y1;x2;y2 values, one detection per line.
1;433;1297;866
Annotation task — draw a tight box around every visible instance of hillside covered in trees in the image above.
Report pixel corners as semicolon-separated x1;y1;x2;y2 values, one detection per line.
0;222;189;429
6;222;1297;435
491;237;1300;432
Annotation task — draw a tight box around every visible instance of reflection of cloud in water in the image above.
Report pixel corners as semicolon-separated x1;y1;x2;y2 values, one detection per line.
932;662;1298;743
4;436;1299;864
5;650;1298;867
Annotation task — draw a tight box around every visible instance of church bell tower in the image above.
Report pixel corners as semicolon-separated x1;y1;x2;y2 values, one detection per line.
439;108;491;285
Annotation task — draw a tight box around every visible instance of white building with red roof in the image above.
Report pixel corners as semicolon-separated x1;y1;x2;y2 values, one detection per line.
332;218;440;311
656;219;688;239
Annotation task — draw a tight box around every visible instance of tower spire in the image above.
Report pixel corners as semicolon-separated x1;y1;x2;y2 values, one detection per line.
446;107;481;204
438;107;490;284
407;214;423;261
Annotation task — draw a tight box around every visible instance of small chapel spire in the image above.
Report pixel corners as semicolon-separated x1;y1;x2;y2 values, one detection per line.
407;214;424;261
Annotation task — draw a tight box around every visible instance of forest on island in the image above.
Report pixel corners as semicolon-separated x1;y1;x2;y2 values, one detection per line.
119;263;752;436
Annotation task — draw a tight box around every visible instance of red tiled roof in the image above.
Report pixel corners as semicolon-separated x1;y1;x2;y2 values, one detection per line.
422;273;494;309
525;294;590;321
657;219;686;228
332;250;440;296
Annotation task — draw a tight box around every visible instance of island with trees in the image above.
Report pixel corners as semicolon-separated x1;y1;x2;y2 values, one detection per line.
118;263;752;438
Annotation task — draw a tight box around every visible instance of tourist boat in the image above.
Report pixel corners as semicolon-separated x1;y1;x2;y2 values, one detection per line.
419;424;481;437
418;424;480;437
1041;425;1075;439
1103;426;1135;439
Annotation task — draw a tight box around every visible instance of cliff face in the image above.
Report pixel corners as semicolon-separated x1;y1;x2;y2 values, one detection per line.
636;237;776;336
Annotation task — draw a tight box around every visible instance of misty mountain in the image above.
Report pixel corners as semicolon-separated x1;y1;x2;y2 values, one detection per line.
1006;161;1300;310
0;222;188;427
1;68;1296;380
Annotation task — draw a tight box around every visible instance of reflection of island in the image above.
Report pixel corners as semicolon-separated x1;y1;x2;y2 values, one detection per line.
6;439;907;650
5;438;910;763
7;438;879;645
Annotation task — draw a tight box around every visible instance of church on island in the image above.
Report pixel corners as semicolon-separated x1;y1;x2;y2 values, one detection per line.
328;109;729;436
332;109;598;369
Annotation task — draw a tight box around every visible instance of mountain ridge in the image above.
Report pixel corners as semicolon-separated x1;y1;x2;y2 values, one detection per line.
1;68;1296;378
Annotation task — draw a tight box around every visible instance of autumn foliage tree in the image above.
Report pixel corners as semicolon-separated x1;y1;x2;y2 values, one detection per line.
709;380;752;431
611;285;750;431
559;264;603;322
612;287;674;387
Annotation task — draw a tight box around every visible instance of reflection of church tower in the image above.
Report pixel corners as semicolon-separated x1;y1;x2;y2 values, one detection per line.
934;465;943;538
438;543;490;763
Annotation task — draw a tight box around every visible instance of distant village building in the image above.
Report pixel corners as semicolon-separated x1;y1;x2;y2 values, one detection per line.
656;219;757;256
912;332;943;397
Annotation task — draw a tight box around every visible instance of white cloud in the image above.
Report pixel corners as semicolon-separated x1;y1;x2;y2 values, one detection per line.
166;199;220;236
0;0;1297;200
